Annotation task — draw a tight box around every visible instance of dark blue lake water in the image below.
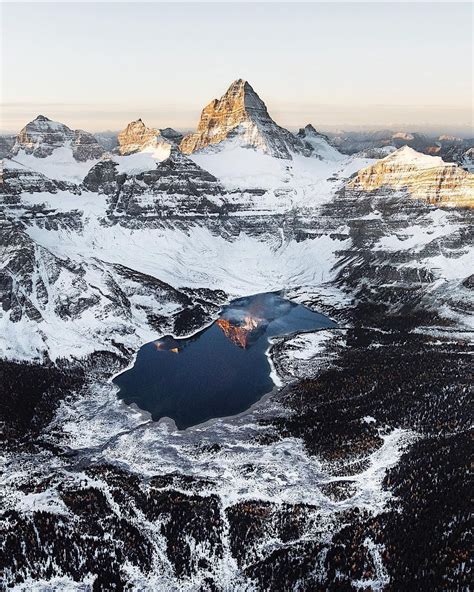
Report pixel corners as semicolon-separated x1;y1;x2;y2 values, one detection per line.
114;293;335;429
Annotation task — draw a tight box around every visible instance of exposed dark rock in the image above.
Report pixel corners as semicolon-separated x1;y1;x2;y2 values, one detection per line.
11;115;105;161
1;161;79;196
0;134;15;157
159;127;184;145
82;159;125;195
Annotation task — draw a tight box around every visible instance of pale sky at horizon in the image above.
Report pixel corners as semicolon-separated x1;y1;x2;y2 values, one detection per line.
1;2;473;135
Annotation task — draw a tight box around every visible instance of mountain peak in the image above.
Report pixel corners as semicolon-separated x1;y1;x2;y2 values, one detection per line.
12;116;105;161
180;80;310;159
297;124;344;161
385;145;450;169
297;124;329;140
117;119;170;155
227;78;247;90
224;78;252;92
349;146;474;207
34;114;52;122
219;79;269;116
301;124;318;135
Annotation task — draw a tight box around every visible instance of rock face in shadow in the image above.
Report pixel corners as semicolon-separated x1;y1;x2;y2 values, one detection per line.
159;127;183;145
82;159;125;195
349;146;474;208
0;161;78;197
71;129;107;162
83;149;224;217
180;79;311;159
0;134;15;158
296;124;345;161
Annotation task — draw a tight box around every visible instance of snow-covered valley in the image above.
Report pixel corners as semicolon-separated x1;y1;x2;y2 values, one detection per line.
1;80;472;591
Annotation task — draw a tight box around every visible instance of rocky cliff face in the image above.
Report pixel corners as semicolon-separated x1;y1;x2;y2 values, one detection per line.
442;145;474;172
83;148;224;217
117;119;171;155
11;115;105;161
0;134;15;158
0;213;225;360
0;161;79;198
180;79;311;159
462;147;474;172
72;129;107;161
349;146;474;207
159;127;183;145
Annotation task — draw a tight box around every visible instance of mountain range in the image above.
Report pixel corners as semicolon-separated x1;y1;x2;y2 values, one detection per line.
1;79;472;591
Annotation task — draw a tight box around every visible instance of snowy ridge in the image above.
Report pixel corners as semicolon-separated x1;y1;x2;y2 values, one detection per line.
349;146;474;207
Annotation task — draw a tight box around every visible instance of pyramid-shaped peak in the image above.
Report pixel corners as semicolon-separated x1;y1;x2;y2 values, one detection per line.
25;115;70;131
224;78;251;91
219;79;268;113
226;78;255;93
297;124;326;138
303;124;319;134
180;79;311;159
13;115;104;161
385;145;449;168
34;114;52;122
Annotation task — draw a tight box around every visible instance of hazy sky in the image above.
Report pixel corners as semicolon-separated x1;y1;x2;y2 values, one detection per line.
1;2;473;135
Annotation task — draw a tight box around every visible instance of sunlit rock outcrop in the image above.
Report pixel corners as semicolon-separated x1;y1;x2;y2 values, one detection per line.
348;146;474;208
180;79;311;159
117;119;171;155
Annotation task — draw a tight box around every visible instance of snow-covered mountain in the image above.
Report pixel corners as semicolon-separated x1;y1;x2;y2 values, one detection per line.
12;115;105;162
1;84;473;591
349;146;474;207
6;115;107;183
180;79;312;159
326;128;474;169
2;95;472;362
296;124;345;161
